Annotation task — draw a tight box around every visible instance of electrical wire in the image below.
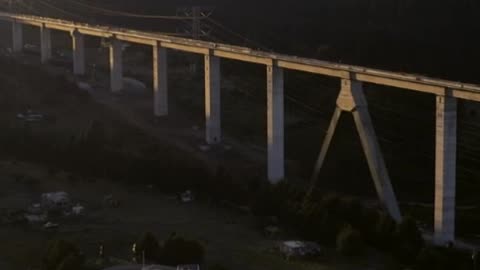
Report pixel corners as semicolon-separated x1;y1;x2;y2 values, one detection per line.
63;0;198;20
36;0;84;19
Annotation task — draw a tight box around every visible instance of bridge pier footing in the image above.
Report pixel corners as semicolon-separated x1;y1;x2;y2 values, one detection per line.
109;39;123;92
434;95;457;245
71;30;85;75
12;21;23;53
153;44;168;117
267;65;285;184
40;25;52;64
204;54;221;144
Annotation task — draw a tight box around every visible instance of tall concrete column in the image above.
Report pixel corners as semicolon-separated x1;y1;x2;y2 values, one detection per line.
71;30;85;75
267;65;285;183
40;25;52;63
109;39;123;92
204;54;221;144
153;44;168;117
12;21;23;53
434;95;457;245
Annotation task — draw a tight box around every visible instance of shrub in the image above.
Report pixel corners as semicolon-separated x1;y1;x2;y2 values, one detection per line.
336;225;365;256
42;239;84;270
415;246;472;270
374;211;396;248
298;202;340;245
415;247;444;270
393;216;424;263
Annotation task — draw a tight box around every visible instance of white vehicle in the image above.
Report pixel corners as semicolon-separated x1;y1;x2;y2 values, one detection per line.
279;241;322;260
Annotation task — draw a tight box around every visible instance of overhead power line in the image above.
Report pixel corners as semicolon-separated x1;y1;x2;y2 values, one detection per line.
64;0;198;20
37;0;83;19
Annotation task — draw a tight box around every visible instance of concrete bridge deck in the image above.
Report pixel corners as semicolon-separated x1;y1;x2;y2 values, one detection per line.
1;11;479;101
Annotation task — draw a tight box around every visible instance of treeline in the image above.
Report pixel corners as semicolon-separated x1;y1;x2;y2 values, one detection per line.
41;232;206;270
251;183;472;269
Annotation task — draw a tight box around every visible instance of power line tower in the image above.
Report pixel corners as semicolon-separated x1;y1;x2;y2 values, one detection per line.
176;6;215;74
176;6;214;39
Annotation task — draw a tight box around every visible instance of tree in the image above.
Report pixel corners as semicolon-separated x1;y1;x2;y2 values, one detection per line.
160;235;205;266
55;253;85;270
42;239;84;270
135;232;162;263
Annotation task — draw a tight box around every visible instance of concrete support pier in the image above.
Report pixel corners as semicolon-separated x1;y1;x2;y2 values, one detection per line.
71;30;85;75
153;44;168;117
323;79;401;221
204;54;221;144
40;25;52;63
267;65;285;183
109;39;123;92
434;95;457;245
12;21;23;53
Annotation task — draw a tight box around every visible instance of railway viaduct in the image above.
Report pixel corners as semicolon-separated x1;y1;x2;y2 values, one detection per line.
1;11;478;246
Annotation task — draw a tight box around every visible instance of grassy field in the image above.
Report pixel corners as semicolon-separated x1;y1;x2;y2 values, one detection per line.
0;160;370;270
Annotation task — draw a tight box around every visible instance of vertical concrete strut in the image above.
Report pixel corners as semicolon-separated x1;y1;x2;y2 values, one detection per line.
153;44;168;117
109;38;123;92
12;21;23;53
40;25;52;63
204;54;221;144
434;95;457;245
71;30;85;75
267;65;285;183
